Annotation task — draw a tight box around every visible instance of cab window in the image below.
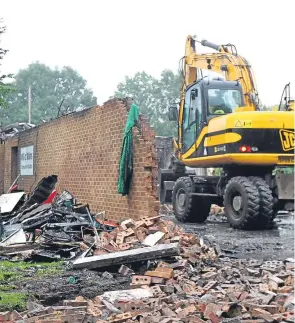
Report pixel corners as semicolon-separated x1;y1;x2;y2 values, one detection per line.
182;85;202;151
208;89;242;115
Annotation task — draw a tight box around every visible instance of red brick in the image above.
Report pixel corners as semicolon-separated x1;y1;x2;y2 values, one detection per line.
145;267;174;279
131;275;152;286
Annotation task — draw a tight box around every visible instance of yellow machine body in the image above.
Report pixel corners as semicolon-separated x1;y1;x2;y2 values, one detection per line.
174;110;294;167
174;36;295;169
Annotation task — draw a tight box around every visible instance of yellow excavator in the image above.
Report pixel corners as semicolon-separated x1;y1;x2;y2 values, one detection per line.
159;35;294;230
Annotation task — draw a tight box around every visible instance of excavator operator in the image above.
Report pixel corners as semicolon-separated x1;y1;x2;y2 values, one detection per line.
208;89;241;115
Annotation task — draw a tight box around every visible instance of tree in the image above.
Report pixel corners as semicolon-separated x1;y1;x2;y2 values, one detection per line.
0;19;13;110
1;62;97;125
113;70;181;136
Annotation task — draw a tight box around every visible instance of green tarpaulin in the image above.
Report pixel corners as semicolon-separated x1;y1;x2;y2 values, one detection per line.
117;103;140;196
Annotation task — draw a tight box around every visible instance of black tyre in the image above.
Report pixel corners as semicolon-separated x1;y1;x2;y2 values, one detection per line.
172;177;194;222
172;177;209;223
192;197;211;223
224;176;260;230
249;176;274;229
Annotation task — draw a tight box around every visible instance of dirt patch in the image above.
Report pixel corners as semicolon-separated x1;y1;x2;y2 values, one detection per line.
24;268;131;304
0;260;132;310
167;212;294;260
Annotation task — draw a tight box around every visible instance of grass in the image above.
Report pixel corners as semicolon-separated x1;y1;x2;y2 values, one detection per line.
0;284;16;291
0;260;63;282
0;260;63;270
0;260;64;311
0;292;28;312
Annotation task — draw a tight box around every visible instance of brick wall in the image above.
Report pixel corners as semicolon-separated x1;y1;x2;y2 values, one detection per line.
3;99;160;221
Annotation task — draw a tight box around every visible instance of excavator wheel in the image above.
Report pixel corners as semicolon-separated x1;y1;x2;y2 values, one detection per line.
224;176;260;230
172;177;210;223
248;176;274;229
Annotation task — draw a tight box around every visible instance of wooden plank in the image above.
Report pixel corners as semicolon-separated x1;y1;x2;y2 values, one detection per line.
73;243;179;269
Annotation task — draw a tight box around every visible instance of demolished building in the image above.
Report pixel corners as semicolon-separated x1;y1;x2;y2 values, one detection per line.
0;99;159;221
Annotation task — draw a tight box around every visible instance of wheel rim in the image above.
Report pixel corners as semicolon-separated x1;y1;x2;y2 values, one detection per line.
176;188;187;213
230;192;244;219
233;196;243;211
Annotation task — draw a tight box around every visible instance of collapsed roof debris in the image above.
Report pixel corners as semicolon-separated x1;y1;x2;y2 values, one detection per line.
0;122;35;141
0;175;120;261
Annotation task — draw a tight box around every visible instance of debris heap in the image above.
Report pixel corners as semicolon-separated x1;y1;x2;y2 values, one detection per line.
1;216;294;322
0;176;294;322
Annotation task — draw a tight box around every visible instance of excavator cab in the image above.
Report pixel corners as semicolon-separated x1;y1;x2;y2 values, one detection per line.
169;79;245;155
180;79;243;153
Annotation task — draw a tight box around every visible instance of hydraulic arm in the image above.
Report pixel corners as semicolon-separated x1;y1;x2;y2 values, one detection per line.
183;35;259;110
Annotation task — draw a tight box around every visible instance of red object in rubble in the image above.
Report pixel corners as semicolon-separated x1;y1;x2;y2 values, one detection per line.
9;184;18;192
42;190;57;204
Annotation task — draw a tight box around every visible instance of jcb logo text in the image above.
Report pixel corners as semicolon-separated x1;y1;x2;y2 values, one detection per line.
279;129;295;151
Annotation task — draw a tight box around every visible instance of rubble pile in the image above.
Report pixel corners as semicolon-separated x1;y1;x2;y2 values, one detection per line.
0;176;294;322
84;216;215;257
67;216;294;322
72;216;216;270
0;254;294;322
0;176;119;260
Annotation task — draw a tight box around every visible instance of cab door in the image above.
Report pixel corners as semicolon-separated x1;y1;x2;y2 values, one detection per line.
182;84;203;153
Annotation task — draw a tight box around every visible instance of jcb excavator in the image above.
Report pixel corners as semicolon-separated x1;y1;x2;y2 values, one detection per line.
159;35;294;230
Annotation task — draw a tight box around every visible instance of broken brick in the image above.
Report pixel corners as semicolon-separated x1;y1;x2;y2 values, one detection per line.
63;300;88;307
145;267;174;279
203;303;222;319
151;277;165;284
118;265;134;276
131;276;152;286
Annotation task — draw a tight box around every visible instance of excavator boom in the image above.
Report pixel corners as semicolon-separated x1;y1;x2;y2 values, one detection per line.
183;35;259;110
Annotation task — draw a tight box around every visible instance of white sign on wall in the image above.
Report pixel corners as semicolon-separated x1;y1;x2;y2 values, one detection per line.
20;145;34;176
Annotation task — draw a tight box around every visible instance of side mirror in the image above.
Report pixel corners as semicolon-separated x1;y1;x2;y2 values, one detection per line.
168;106;178;121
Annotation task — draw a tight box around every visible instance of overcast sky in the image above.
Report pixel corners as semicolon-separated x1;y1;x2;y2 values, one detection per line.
1;0;294;106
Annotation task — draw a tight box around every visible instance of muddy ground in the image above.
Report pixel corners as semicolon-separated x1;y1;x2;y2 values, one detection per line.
0;262;133;310
167;212;294;261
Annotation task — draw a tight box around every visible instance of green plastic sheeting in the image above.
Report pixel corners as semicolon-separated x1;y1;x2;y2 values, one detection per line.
118;103;140;196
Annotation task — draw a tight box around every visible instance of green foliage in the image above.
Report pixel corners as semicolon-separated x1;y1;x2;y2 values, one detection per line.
0;62;97;126
214;168;222;176
0;284;16;291
0;261;63;311
0;83;15;108
0;260;63;283
0;19;14;110
0;292;28;312
275;167;294;175
113;70;181;136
